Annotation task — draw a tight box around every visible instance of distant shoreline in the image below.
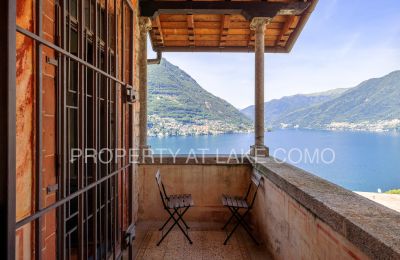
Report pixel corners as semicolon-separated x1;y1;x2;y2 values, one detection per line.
148;127;400;138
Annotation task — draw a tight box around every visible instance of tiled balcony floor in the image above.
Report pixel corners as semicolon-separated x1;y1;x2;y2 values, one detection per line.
133;222;272;260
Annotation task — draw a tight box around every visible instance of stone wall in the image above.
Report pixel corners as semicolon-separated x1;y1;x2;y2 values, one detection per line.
252;171;369;259
138;158;252;222
252;157;400;259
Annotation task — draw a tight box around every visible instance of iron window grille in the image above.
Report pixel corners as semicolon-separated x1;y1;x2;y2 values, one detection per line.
15;0;137;259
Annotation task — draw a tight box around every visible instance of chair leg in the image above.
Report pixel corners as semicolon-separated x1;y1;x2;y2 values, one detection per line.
229;207;252;232
233;209;259;245
157;209;180;246
159;214;172;231
178;208;190;229
159;208;190;231
221;209;236;230
224;207;260;245
172;210;193;244
223;215;241;245
157;207;193;246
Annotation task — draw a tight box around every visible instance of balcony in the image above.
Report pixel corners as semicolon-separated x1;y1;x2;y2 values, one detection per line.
133;155;400;259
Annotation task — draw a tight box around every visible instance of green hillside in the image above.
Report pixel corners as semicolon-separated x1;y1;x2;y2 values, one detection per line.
147;58;252;136
280;71;400;129
242;71;400;131
241;88;348;125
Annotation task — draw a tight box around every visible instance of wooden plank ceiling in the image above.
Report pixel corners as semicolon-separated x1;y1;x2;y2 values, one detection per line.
140;0;318;53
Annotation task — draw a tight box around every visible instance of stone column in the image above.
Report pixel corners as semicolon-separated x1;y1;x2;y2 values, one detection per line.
138;17;152;155
250;18;270;157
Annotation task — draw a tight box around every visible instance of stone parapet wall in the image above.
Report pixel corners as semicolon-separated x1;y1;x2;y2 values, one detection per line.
138;158;252;222
253;157;400;259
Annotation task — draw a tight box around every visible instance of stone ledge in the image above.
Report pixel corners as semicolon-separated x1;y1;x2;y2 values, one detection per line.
139;154;252;165
252;157;400;259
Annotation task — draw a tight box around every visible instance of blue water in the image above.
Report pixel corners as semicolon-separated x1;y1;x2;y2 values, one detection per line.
149;129;400;192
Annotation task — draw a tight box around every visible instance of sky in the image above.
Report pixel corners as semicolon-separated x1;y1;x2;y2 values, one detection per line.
147;0;400;109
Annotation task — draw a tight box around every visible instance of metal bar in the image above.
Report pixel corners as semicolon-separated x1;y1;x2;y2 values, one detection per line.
78;0;85;258
16;164;131;229
120;1;125;248
59;0;68;258
84;20;90;260
16;26;127;86
113;0;119;256
98;4;103;257
82;33;86;259
91;0;99;259
0;0;16;259
35;0;43;258
128;7;135;258
55;1;65;257
12;0;136;259
104;0;110;257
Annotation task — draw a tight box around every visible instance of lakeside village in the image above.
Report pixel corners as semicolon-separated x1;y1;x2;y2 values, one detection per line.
149;115;400;138
281;119;400;133
148;115;253;137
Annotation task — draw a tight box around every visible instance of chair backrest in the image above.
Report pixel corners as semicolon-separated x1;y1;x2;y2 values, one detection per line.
155;170;169;208
244;170;263;208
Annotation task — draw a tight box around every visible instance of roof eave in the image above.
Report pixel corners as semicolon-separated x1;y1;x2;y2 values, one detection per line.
285;0;318;53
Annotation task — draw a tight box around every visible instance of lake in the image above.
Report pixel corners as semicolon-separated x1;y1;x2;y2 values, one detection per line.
149;129;400;192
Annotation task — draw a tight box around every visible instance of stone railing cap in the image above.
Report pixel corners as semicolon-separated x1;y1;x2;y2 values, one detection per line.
252;157;400;259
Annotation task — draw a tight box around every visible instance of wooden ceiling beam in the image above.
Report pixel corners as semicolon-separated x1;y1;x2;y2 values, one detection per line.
154;16;165;47
276;16;295;46
247;30;254;49
140;1;311;20
152;46;287;53
187;14;195;47
219;14;230;48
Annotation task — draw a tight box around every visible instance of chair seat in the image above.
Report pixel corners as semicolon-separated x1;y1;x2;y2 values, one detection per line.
167;194;194;209
222;195;248;208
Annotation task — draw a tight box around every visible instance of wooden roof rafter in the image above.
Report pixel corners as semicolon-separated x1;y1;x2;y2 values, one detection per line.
247;29;254;49
219;14;230;48
154;16;165;47
187;14;195;47
276;16;296;47
141;0;319;53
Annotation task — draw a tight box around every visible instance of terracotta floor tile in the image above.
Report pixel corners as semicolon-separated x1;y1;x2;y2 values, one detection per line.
134;222;272;260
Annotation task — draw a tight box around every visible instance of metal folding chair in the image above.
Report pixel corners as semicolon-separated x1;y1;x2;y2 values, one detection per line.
155;170;194;246
221;170;263;245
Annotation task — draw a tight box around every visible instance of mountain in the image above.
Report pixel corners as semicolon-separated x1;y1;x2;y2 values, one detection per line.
241;71;400;131
147;58;252;136
281;71;400;130
241;88;348;125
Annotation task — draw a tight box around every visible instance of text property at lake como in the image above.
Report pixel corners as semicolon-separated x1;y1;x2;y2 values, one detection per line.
149;129;400;193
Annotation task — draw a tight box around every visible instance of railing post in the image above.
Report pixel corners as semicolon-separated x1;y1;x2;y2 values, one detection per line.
138;17;152;157
0;0;16;258
250;17;270;157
